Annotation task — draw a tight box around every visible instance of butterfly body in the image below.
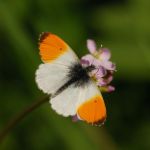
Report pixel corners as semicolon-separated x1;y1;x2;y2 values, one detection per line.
52;62;93;98
36;32;106;125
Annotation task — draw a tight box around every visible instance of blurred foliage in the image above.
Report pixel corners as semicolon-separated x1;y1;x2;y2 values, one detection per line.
0;0;150;150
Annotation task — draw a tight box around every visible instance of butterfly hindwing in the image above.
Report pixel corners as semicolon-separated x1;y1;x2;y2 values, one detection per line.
50;80;106;124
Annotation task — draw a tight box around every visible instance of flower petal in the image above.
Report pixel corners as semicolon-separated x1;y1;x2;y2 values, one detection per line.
90;66;106;79
92;58;101;67
97;78;107;86
106;75;113;84
107;85;115;92
87;39;97;54
101;61;116;71
81;54;95;66
95;66;107;78
99;48;111;60
80;59;90;67
99;85;115;92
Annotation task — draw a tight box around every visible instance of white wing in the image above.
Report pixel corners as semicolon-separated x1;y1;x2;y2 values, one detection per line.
36;63;69;94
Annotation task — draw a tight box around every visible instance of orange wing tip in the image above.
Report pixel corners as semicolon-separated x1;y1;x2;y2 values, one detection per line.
38;32;69;63
77;95;106;125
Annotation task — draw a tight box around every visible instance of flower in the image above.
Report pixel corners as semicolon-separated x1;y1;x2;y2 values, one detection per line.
87;39;97;54
80;39;116;93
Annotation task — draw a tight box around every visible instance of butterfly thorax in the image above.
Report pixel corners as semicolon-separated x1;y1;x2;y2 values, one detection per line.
52;63;95;97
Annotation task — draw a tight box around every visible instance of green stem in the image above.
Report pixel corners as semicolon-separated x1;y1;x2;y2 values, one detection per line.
0;96;49;143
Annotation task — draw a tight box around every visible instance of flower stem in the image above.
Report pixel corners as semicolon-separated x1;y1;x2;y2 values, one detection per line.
0;95;49;143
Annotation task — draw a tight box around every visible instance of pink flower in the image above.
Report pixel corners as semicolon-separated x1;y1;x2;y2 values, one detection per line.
107;85;115;92
99;48;111;60
80;39;116;93
100;85;115;93
99;48;116;71
87;39;97;54
97;78;107;86
91;66;106;78
80;54;95;67
81;40;116;71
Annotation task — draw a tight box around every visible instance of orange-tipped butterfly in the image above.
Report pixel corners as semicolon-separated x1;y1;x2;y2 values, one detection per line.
35;32;106;125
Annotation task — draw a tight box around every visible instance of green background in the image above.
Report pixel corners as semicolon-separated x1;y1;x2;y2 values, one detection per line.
0;0;150;150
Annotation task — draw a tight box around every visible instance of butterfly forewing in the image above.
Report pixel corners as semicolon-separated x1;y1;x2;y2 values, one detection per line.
36;32;78;94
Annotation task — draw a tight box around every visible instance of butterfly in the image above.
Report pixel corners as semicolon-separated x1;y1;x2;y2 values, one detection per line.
35;32;106;125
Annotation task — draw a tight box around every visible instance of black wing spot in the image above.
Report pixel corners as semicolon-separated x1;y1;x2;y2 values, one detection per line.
39;32;50;44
